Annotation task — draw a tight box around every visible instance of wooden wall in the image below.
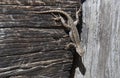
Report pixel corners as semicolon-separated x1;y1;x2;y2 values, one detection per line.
75;0;120;78
0;0;81;78
1;0;119;78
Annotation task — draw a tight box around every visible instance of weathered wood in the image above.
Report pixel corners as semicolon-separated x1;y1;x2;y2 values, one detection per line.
0;0;81;78
75;0;120;78
0;0;79;28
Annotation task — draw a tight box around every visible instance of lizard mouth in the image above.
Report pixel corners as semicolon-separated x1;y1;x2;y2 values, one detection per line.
76;48;84;56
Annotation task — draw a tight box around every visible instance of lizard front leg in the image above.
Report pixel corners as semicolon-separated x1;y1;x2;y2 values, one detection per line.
65;42;76;50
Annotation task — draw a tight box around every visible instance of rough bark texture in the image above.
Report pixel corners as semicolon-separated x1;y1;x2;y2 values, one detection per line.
0;0;81;78
75;0;120;78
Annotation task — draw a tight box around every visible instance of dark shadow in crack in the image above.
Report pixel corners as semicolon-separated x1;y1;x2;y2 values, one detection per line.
69;48;86;78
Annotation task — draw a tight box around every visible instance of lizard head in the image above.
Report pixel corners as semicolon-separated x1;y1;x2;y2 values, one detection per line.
76;47;84;56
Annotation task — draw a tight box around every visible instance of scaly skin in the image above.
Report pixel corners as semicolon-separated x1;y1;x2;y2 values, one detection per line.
32;9;84;56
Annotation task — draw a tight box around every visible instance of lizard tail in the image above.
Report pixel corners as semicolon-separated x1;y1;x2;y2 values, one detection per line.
31;10;71;19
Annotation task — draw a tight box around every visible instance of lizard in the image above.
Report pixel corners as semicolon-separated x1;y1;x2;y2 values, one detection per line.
31;8;84;56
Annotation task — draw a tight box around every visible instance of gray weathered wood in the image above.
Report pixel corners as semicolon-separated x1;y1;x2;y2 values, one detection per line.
75;0;120;78
0;0;81;78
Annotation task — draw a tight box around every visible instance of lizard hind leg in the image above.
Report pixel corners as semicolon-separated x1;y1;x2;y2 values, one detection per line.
51;13;61;21
74;7;81;25
58;14;70;30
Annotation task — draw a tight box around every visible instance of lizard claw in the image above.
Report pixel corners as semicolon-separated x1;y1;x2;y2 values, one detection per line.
51;13;61;21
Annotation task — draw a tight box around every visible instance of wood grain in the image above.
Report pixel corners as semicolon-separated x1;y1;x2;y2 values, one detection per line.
75;0;120;78
0;0;81;78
